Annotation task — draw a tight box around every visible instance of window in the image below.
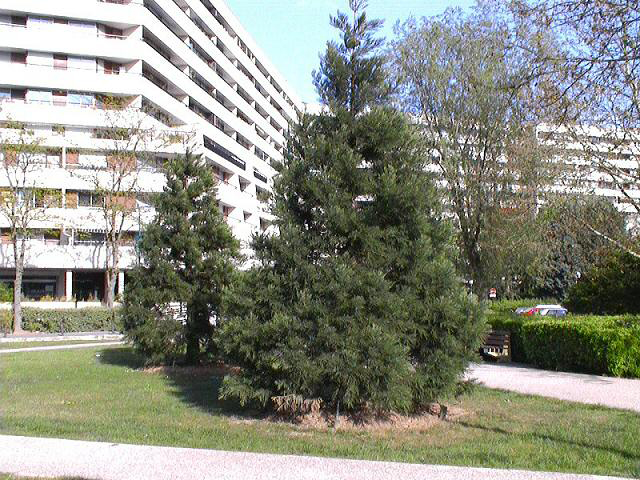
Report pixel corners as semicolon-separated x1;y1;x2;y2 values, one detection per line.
103;61;120;75
53;54;68;70
52;90;67;106
54;18;68;25
0;89;9;101
78;192;103;208
68;92;94;107
256;187;269;203
104;26;123;38
11;90;26;101
10;52;26;64
11;16;27;27
28;90;52;104
221;205;234;220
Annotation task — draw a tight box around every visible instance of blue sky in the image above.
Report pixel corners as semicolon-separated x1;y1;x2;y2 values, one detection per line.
224;0;477;104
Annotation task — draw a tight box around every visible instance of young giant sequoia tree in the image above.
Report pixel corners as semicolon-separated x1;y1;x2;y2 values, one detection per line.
219;1;485;414
123;151;240;365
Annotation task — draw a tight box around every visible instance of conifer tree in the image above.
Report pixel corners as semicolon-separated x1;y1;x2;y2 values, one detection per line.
123;151;240;365
219;1;485;413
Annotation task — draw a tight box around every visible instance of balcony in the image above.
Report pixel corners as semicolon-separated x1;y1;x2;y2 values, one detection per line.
204;136;246;170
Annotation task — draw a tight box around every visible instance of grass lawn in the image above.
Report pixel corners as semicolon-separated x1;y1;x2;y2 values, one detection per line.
0;340;118;350
1;346;639;478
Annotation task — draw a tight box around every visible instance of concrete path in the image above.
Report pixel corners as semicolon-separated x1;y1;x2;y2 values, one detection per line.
0;332;123;343
0;341;124;354
467;363;640;413
0;435;626;480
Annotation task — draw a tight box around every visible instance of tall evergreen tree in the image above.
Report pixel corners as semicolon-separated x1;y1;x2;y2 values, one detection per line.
123;151;240;365
219;1;485;413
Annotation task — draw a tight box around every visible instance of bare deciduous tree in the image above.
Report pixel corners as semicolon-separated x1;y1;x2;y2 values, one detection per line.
68;96;166;308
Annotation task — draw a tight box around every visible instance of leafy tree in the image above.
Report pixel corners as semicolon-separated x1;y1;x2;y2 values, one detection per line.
533;196;628;300
515;0;640;256
218;1;485;414
123;151;240;365
566;251;640;315
0;121;61;333
391;5;557;295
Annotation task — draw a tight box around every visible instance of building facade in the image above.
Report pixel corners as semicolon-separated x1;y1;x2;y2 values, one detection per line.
536;124;640;225
0;0;301;301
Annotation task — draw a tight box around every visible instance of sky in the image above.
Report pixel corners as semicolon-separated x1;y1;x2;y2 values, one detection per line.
224;0;478;104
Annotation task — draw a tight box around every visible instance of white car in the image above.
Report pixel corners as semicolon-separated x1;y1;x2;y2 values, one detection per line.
539;307;568;317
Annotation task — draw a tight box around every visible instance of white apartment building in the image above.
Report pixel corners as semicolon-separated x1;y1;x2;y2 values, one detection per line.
0;0;301;302
536;124;640;224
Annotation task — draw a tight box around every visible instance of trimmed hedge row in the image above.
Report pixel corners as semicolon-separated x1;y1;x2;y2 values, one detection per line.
22;308;122;333
488;311;640;377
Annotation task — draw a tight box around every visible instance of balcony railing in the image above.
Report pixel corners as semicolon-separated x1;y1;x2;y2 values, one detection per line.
204;136;246;170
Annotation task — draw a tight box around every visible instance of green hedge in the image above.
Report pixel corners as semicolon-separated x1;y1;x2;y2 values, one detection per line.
487;311;640;377
22;308;122;333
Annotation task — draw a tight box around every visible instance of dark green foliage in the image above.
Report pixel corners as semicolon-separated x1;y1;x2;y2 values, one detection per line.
219;3;485;413
21;308;121;333
521;318;640;378
532;197;628;300
488;311;640;377
313;0;389;115
566;251;640;315
0;283;13;302
123;151;240;365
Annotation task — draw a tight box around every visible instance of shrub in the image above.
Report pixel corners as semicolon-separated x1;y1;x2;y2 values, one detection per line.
521;318;640;377
487;312;640;377
566;252;640;315
0;283;13;303
0;309;12;334
22;308;122;333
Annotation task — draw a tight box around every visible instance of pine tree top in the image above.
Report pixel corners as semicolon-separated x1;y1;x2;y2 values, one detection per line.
313;0;389;116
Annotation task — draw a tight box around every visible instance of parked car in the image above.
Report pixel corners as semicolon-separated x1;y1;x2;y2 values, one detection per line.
515;307;533;315
539;307;568;317
517;304;567;316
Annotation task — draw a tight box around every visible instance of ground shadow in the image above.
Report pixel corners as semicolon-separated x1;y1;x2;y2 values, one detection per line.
97;346;262;419
457;420;640;462
97;347;146;369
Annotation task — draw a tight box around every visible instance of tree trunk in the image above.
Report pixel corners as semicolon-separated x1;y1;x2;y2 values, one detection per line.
185;304;200;366
104;239;119;308
104;269;116;309
12;246;23;335
185;329;199;366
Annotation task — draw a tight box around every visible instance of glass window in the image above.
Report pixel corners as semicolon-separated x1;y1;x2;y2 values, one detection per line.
78;192;92;207
53;54;67;70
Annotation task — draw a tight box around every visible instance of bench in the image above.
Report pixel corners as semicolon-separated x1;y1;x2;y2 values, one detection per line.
480;330;511;362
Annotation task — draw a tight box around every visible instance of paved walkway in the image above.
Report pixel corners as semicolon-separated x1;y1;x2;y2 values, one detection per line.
0;332;123;343
467;363;640;413
0;435;626;480
0;341;124;354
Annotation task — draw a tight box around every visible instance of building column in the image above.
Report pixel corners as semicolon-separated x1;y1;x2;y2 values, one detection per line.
117;271;125;298
65;270;73;301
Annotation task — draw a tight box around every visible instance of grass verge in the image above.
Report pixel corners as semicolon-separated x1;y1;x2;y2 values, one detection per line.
0;346;639;478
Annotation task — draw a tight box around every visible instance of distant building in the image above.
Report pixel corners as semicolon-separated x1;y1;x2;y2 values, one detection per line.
536;124;640;224
0;0;301;301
